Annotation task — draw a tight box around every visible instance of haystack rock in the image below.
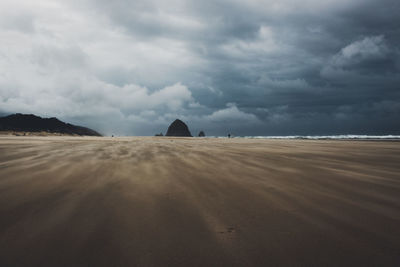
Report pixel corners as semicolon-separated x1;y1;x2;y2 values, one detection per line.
165;119;192;137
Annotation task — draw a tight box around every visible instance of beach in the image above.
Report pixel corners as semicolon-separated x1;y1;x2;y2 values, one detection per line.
0;136;399;266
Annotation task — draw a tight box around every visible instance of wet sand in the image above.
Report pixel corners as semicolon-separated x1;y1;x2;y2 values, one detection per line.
0;136;399;266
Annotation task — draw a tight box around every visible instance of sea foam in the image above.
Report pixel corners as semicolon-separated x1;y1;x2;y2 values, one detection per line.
238;135;400;140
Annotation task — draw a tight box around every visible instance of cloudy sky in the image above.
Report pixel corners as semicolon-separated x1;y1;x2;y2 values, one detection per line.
0;0;399;136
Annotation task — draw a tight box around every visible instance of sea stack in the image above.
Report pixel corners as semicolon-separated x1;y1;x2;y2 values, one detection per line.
165;119;192;137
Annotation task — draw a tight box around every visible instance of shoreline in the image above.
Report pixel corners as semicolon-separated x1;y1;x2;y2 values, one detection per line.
1;131;400;141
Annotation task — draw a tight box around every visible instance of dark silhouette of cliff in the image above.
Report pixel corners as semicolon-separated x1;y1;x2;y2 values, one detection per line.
165;119;192;137
0;113;101;136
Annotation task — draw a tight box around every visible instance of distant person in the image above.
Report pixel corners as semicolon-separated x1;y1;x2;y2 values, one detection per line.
228;133;231;138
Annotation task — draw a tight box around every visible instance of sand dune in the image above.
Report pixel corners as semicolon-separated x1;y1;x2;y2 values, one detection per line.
0;136;399;266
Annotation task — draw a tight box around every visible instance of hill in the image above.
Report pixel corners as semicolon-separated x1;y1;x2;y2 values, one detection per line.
0;113;101;136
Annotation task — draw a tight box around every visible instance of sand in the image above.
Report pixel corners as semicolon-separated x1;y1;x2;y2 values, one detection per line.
0;136;399;266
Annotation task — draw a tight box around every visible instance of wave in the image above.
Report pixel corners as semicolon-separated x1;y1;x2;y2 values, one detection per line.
205;135;400;140
240;135;400;140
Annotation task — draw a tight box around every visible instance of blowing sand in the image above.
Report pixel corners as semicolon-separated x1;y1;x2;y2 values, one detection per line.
0;136;399;266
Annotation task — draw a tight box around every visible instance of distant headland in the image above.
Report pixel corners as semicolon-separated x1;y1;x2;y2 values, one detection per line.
0;113;101;136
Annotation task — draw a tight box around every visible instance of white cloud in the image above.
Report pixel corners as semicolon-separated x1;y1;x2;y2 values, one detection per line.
321;35;396;80
206;103;259;123
258;76;310;92
330;35;389;68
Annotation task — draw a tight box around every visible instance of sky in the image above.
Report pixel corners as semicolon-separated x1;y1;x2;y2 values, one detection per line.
0;0;399;136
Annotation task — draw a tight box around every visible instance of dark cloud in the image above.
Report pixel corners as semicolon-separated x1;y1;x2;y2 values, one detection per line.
0;0;399;135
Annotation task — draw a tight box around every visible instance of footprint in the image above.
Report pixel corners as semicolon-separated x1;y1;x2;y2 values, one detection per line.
227;227;236;233
219;227;237;234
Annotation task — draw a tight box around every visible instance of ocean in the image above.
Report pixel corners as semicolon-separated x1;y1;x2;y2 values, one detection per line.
209;135;400;140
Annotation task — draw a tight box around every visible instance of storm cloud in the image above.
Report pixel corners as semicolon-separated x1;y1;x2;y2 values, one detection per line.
0;0;399;135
